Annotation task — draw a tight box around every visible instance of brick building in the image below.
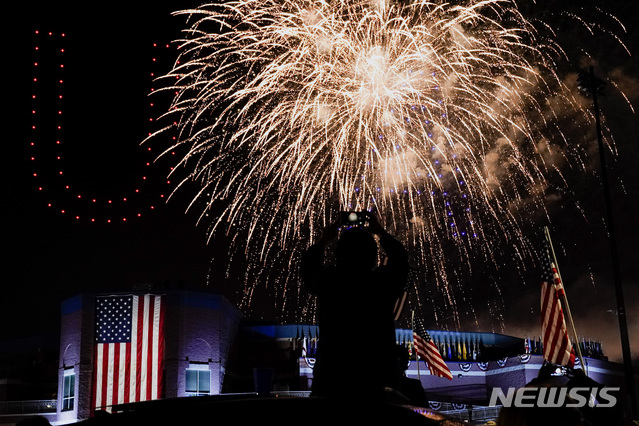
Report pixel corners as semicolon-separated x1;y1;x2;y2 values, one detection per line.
18;289;630;425
55;290;243;424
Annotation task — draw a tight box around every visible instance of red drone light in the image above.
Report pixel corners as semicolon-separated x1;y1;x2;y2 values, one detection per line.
30;33;177;224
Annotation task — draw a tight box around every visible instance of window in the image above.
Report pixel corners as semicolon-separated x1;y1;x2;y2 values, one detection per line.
186;367;211;395
62;370;75;411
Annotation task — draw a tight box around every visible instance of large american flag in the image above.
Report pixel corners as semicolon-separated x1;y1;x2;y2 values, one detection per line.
92;294;165;412
540;239;576;368
413;318;452;380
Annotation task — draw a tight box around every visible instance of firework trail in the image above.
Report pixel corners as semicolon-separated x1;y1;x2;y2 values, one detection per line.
150;0;608;324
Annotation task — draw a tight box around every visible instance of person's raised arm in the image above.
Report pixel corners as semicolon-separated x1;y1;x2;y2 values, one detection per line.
317;222;340;248
300;222;339;293
369;214;409;287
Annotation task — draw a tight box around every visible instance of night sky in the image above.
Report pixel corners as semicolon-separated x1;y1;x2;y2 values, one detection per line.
3;1;638;365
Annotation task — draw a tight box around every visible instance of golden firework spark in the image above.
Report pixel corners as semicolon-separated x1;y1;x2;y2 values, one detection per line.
150;0;609;323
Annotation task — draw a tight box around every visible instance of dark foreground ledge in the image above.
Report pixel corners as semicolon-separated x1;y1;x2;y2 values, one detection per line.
77;394;454;425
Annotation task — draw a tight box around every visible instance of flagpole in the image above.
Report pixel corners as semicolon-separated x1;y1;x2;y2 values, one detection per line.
412;310;421;381
544;226;588;375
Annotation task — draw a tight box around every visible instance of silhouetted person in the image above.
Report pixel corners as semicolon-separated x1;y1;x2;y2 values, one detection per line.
300;214;409;400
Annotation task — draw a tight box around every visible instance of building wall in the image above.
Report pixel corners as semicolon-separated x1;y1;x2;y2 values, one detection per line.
164;291;243;398
404;353;628;405
55;291;243;424
53;297;634;424
295;351;631;407
56;294;95;424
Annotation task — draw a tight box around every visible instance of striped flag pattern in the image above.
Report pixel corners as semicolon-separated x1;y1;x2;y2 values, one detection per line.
413;318;452;380
92;294;165;412
540;240;576;368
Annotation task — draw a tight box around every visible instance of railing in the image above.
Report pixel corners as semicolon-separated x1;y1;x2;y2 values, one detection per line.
437;403;501;422
0;400;57;415
268;392;501;422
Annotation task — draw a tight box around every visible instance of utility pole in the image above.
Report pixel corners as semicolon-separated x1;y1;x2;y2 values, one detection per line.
577;66;637;421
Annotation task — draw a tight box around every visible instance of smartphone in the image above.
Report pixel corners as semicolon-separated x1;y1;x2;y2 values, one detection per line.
339;211;370;228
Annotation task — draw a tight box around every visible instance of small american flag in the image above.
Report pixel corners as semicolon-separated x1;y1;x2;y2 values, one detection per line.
540;238;575;368
413;318;452;380
92;294;165;411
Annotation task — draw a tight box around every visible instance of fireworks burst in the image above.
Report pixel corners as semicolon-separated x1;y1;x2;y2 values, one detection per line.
150;0;615;325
